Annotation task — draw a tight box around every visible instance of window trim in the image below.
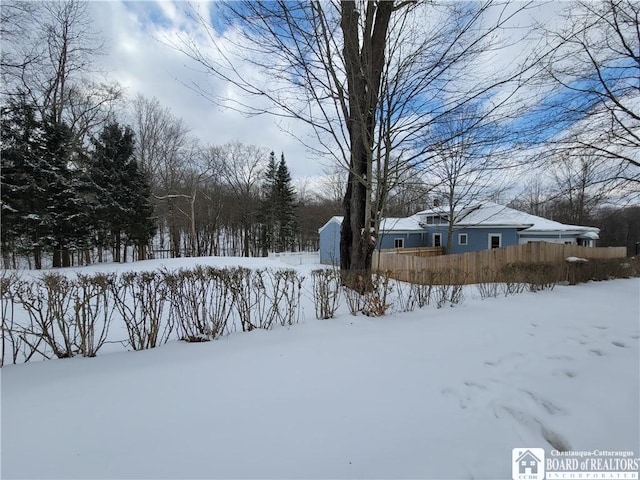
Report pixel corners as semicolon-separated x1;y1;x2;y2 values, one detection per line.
488;233;502;249
458;233;468;246
433;233;442;248
394;238;404;249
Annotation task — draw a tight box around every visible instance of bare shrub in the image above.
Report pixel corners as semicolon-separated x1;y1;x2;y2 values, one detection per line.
567;258;635;284
72;273;115;357
362;271;394;317
15;273;77;359
342;273;366;316
433;269;466;308
267;269;304;327
111;271;174;349
202;266;236;333
499;263;559;293
476;267;499;299
500;263;527;296
393;275;417;313
343;289;363;315
411;270;435;308
164;267;223;341
1;271;22;366
225;267;264;331
311;268;341;319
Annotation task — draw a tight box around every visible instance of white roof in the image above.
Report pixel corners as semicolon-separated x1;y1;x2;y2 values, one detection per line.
318;215;424;234
320;202;600;235
453;202;599;234
379;216;424;231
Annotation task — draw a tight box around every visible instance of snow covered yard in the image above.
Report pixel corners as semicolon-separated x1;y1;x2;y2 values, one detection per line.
1;257;638;479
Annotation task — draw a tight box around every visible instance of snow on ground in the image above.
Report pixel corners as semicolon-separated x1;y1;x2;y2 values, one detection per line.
1;255;639;479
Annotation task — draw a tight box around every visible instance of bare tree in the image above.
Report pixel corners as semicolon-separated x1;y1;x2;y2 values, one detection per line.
507;177;551;217
2;0;122;143
169;0;536;282
418;104;509;253
0;2;41;84
548;151;624;225
216;142;266;257
130;95;194;257
533;0;640;174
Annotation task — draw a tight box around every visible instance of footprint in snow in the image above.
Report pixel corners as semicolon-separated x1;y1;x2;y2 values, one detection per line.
552;369;577;379
442;381;492;410
520;389;566;415
464;381;488;390
588;348;605;356
546;354;573;361
484;352;524;367
500;405;572;452
441;387;470;410
611;341;626;348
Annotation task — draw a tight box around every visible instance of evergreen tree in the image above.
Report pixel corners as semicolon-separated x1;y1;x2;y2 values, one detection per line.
40;117;92;267
1;98;91;268
89;122;155;262
274;153;298;252
0;97;47;268
122;158;156;260
258;151;278;256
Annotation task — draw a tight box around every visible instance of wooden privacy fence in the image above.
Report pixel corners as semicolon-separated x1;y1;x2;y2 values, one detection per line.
374;243;628;285
380;247;443;257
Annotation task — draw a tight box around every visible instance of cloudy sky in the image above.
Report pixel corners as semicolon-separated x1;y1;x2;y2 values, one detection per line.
87;1;330;182
82;1;571;185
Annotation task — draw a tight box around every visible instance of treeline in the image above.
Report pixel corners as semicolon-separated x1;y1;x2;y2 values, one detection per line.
507;174;640;254
0;95;342;269
0;1;343;269
1;101;154;269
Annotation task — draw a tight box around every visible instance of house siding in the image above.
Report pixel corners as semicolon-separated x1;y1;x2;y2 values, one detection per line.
519;233;578;244
427;227;520;254
461;228;519;253
319;220;341;265
377;232;425;250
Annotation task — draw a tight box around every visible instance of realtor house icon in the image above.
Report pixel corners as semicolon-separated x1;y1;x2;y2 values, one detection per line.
512;448;545;480
517;450;541;474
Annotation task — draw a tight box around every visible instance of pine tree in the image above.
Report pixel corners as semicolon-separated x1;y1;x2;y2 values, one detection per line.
89;122;155;262
41;117;92;267
274;153;298;252
0;97;47;268
258;151;278;256
122;158;156;260
1;98;91;268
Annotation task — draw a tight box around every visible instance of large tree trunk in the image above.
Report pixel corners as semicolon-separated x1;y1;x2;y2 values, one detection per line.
339;1;393;285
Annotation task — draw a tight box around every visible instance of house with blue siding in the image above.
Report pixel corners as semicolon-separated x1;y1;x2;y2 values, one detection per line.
319;215;426;265
319;202;600;265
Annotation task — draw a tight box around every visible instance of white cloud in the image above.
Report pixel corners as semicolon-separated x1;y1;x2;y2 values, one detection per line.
87;1;326;180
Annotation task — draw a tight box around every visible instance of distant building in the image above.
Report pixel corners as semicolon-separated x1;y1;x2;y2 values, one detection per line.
319;201;599;265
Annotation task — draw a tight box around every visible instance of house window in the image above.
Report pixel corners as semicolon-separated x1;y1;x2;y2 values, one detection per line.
458;233;468;246
489;234;501;249
433;233;442;248
426;216;434;225
394;238;404;248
